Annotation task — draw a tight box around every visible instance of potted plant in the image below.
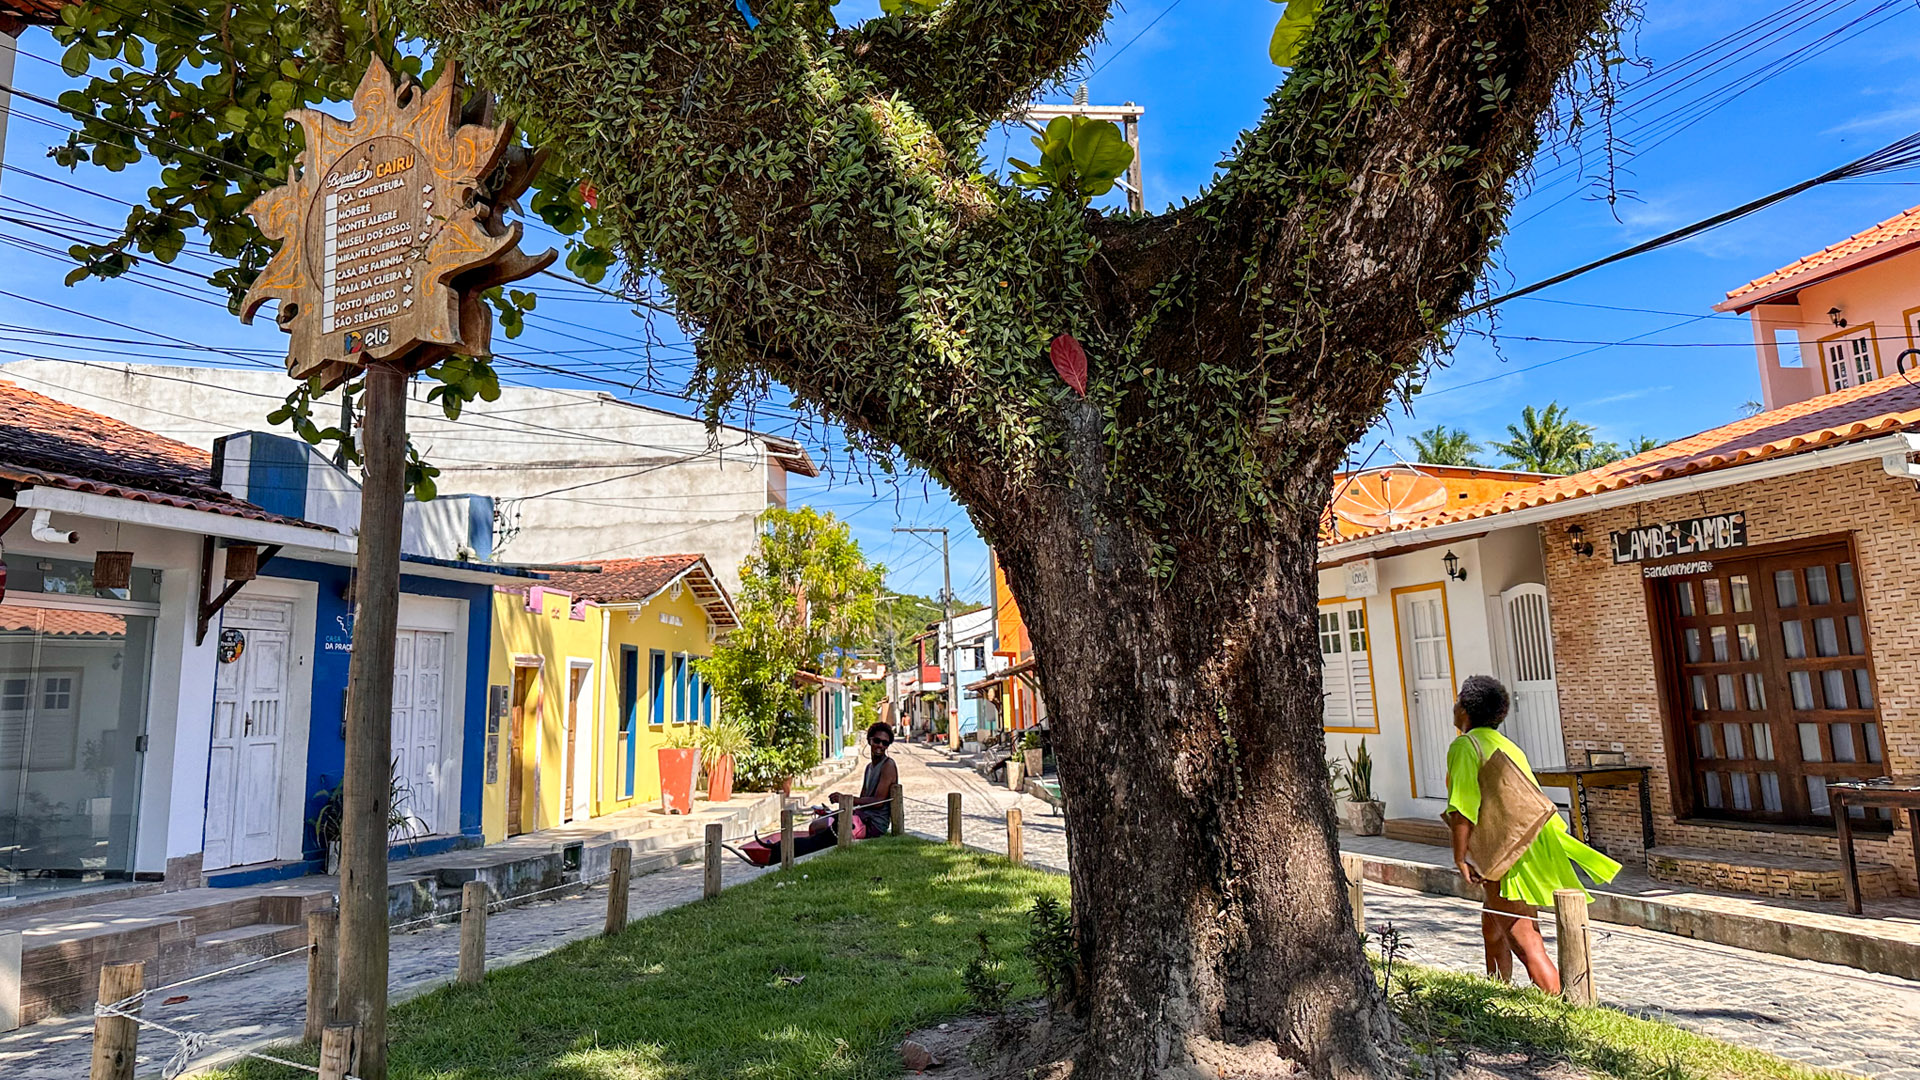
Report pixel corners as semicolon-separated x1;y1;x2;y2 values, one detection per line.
309;765;420;874
697;721;750;803
1021;730;1044;778
1005;748;1026;791
659;726;700;815
1336;740;1385;836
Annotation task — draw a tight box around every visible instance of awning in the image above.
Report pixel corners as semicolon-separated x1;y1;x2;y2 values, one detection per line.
966;657;1037;693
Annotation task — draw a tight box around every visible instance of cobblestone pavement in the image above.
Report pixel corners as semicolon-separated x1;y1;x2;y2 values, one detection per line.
892;744;1920;1080
1;846;776;1078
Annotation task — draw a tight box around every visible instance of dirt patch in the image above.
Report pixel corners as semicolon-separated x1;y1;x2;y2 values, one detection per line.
897;1007;1596;1080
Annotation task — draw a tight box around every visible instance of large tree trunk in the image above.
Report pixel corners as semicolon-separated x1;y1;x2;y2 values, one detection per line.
989;419;1383;1079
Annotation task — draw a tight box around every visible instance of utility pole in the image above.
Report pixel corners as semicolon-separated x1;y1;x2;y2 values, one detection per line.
1018;86;1145;214
895;527;959;750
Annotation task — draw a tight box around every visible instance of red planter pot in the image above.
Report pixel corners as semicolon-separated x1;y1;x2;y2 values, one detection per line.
658;747;698;815
707;755;736;803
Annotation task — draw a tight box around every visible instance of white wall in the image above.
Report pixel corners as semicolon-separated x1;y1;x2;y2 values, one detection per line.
1320;534;1524;820
0;361;811;590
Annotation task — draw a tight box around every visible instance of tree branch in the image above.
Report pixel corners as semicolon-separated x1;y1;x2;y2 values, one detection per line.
839;0;1110;136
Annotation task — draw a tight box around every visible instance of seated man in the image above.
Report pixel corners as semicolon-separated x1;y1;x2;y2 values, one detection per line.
761;722;900;862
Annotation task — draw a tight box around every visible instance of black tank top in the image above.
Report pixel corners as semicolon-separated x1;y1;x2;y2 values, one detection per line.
857;758;891;833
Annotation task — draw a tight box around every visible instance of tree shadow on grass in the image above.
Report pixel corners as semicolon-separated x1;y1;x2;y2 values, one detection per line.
214;840;1062;1080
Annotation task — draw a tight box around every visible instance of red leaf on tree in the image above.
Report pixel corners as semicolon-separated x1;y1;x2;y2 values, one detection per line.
1050;333;1088;396
579;181;598;209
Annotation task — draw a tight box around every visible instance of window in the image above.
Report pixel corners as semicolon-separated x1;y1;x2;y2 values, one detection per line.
648;650;667;728
1822;329;1879;391
1772;327;1802;368
1318;600;1376;732
673;654;689;724
618;646;639;798
689;668;707;726
701;677;714;727
1654;541;1887;828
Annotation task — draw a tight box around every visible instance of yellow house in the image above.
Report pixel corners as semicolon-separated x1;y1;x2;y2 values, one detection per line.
484;555;739;842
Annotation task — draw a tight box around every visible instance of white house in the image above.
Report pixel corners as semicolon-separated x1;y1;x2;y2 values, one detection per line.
1316;464;1569;824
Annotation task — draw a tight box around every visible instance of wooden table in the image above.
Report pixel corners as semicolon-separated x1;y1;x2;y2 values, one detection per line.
1533;765;1656;853
1828;776;1920;915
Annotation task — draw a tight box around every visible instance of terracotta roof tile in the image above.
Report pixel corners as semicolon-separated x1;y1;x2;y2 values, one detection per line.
0;379;319;528
1721;202;1920;309
0;609;128;637
525;554;739;630
535;555;705;602
1331;373;1920;547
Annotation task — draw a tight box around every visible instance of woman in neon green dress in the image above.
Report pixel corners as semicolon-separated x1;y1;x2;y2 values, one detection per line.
1445;675;1621;992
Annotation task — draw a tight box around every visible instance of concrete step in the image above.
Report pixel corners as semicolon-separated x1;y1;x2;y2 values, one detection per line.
1647;845;1901;902
188;923;306;972
1381;818;1451;846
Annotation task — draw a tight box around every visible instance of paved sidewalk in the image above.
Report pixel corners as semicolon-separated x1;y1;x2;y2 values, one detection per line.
0;858;776;1079
890;744;1920;1080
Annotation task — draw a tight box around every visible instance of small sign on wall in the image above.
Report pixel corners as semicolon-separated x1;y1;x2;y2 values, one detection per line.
1610;512;1748;564
1345;557;1379;598
485;684;508;784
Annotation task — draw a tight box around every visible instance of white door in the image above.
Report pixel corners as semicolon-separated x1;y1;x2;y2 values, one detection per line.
391;630;447;836
206;599;294;870
1398;588;1455;798
1500;584;1567;770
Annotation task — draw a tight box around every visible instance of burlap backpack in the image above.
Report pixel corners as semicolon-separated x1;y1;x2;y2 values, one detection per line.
1465;730;1556;882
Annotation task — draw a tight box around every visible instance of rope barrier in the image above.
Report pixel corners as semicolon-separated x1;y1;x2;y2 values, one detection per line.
1362;885;1920;997
102;944;317;1013
92;999;360;1080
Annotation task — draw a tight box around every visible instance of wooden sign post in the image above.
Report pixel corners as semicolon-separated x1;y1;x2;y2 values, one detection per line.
240;57;553;1080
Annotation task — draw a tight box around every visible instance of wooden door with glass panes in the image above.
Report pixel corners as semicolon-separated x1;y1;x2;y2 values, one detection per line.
1653;541;1889;829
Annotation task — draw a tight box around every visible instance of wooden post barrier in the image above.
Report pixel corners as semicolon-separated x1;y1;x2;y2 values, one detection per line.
1340;853;1366;937
604;844;632;937
318;1021;359;1080
1554;889;1595;1006
780;807;796;870
890;785;905;836
705;824;724;898
458;881;488;985
305;908;339;1043
947;792;963;846
88;961;143;1080
1007;807;1024;865
837;799;854;847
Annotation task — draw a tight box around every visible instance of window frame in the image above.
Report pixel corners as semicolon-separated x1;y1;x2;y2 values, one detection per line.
1645;533;1888;829
1817;323;1883;394
1317;596;1380;735
648;649;667;729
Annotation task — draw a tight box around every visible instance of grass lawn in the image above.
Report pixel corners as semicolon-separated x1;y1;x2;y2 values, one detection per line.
208;838;1843;1080
216;839;1065;1080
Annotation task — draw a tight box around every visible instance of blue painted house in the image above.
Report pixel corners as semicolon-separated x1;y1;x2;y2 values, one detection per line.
201;433;539;882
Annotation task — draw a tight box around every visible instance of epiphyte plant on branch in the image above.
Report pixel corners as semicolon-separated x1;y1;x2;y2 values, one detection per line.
1007;115;1135;202
56;0;1637;1076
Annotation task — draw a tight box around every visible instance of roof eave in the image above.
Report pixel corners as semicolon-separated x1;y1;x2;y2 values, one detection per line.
1317;431;1919;564
1717;233;1920;313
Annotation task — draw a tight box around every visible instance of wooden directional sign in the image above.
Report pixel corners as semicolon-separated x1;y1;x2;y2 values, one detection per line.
241;57;555;389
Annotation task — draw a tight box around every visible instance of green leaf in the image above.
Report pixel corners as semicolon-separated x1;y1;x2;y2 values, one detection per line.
1269;0;1320;67
60;43;90;78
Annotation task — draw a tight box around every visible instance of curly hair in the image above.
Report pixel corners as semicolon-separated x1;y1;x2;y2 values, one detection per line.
1457;675;1511;730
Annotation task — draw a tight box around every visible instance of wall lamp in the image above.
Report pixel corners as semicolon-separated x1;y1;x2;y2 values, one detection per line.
1442;550;1467;582
1568;525;1595;558
1828;306;1848;329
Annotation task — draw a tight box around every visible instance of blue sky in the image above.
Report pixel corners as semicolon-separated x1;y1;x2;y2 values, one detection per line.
3;0;1919;603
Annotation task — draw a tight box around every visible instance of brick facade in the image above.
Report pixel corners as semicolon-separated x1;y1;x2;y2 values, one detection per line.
1545;457;1919;894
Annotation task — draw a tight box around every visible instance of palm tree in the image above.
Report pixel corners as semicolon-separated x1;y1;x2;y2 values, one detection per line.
1574;433;1662;471
1491;403;1595;474
1409;425;1483;466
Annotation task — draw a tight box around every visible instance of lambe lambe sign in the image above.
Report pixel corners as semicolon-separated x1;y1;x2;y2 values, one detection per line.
1610;512;1748;564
